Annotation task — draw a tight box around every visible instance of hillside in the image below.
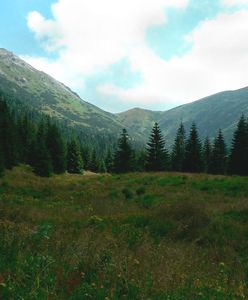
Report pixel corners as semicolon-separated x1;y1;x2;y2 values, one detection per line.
119;87;248;146
117;108;163;137
0;48;123;136
1;48;248;147
159;87;248;146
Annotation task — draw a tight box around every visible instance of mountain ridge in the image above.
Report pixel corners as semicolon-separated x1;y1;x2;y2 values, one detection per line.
1;48;248;147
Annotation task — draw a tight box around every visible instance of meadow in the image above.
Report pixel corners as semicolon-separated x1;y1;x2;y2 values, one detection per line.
1;166;248;299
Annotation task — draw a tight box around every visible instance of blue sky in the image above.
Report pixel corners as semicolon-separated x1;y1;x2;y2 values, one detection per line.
1;0;248;112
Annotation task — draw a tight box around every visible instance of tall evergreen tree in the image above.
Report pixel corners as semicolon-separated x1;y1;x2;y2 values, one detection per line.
0;145;4;177
67;140;84;174
171;122;186;171
17;115;35;164
0;100;18;169
134;150;146;172
46;121;66;174
32;122;53;177
229;115;248;175
88;149;99;172
183;122;202;173
105;149;114;173
114;129;133;173
202;136;212;173
210;130;227;174
81;146;91;170
146;122;168;171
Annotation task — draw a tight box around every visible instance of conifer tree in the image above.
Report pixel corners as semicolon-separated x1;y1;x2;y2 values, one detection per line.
88;149;99;172
32;122;53;177
202;136;212;173
114;129;133;173
146;122;168;171
0;100;18;169
81;146;91;170
0;145;4;177
134;150;146;172
17;115;35;164
46;121;66;174
171;122;186;171
210;130;227;174
183;122;202;173
105;149;114;173
98;159;107;173
67;140;84;174
229;115;248;175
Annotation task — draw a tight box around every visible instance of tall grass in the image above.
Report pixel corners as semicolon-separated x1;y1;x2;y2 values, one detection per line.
0;166;248;299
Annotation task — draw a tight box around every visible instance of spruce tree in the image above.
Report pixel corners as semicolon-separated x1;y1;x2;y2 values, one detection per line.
17;115;35;164
32;122;53;177
171;122;186;171
0;145;4;177
105;149;114;173
146;122;168;171
114;129;133;173
67;140;84;174
183;122;202;173
81;146;91;170
202;136;212;173
229;115;248;175
46;121;66;174
0;100;18;169
210;130;227;174
88;150;99;172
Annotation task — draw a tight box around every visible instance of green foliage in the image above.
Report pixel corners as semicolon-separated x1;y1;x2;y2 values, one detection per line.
114;129;133;173
122;187;134;199
210;129;227;174
229;114;248;175
32;122;53;177
146;122;168;171
171;122;186;172
202;136;212;173
67;140;84;174
183;122;203;173
46;120;66;174
136;186;146;196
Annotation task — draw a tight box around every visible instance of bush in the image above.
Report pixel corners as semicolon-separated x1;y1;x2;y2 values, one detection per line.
122;188;133;199
136;186;146;196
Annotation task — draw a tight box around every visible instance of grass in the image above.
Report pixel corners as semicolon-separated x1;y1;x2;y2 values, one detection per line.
1;166;248;299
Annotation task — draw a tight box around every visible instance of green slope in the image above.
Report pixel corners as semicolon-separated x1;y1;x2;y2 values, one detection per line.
158;87;248;146
118;88;248;147
0;48;123;135
117;107;163;138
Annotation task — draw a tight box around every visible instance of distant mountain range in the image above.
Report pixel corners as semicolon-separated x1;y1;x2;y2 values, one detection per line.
1;48;248;147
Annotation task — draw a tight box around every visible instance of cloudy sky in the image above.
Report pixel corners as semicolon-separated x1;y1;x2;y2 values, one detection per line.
1;0;248;112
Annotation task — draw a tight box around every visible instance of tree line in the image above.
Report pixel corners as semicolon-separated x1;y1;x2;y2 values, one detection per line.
0;99;106;177
110;116;248;176
0;97;248;177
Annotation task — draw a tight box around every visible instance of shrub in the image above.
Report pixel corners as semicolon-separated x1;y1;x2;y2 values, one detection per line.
122;188;133;199
136;186;146;196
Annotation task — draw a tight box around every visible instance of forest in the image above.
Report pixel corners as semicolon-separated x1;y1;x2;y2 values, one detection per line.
0;94;248;177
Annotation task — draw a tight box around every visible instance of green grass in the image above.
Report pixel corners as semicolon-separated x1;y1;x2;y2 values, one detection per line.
1;166;248;299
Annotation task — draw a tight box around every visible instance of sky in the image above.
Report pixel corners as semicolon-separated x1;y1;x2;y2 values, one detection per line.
1;0;248;113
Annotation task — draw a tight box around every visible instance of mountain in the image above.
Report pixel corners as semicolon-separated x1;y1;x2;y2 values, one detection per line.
0;48;123;137
158;87;248;146
1;48;248;148
117;108;163;138
118;88;248;147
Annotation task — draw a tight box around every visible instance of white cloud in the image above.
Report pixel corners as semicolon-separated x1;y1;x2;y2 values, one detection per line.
25;1;248;111
99;10;248;107
26;0;188;87
221;0;248;6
